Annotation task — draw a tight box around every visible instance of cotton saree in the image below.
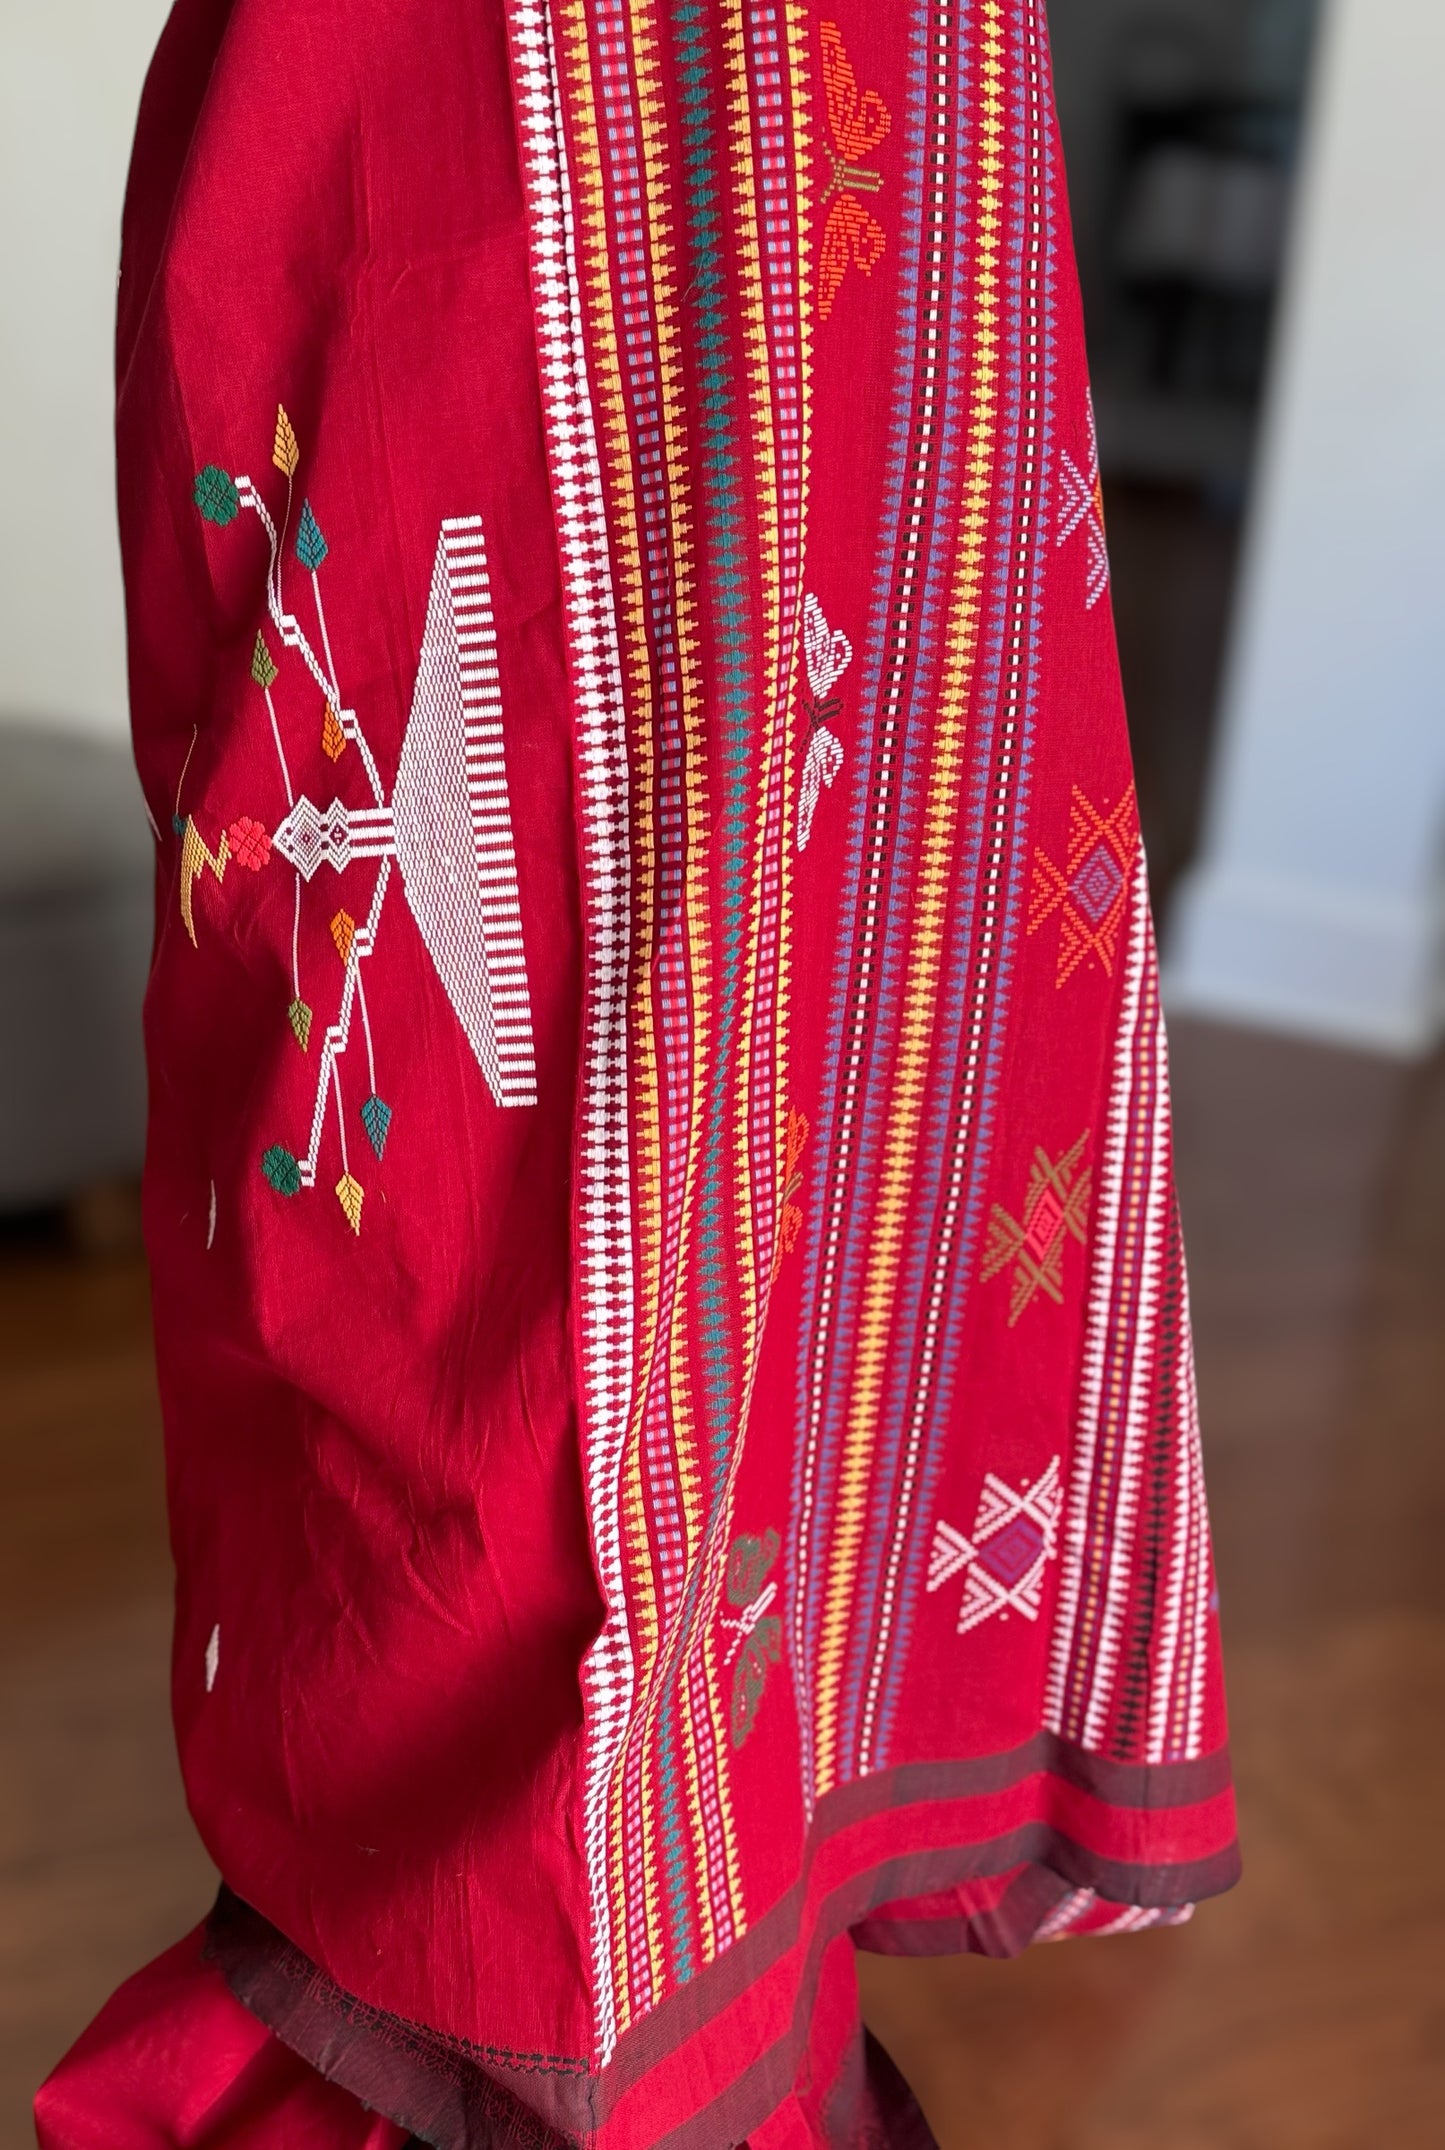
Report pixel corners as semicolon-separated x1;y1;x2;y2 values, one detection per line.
38;1;1238;2144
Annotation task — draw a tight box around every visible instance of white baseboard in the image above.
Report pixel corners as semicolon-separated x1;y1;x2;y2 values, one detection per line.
1163;865;1445;1060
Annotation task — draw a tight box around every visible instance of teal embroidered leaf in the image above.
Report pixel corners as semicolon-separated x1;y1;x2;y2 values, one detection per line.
295;499;329;571
193;465;240;526
261;1145;302;1197
171;813;187;836
360;1095;392;1159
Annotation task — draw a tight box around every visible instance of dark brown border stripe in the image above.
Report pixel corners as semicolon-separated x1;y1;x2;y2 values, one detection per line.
206;1741;1239;2148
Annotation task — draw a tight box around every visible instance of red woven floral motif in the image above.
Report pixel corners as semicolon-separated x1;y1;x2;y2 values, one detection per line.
226;816;271;871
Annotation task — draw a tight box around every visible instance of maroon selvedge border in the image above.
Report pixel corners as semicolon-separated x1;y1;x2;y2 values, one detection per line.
205;1740;1240;2150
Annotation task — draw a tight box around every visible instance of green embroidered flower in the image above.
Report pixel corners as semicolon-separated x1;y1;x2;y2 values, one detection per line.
193;465;240;526
261;1145;302;1197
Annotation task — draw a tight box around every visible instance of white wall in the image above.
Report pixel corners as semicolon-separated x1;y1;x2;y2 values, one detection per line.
0;0;173;740
1169;0;1445;1056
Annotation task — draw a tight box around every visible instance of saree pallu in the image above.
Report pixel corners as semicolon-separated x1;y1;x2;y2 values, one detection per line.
37;1;1239;2144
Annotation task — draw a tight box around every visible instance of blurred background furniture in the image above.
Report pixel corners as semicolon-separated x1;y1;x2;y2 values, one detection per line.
0;725;150;1221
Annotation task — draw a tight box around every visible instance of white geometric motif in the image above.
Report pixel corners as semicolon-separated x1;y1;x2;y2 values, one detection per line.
392;519;538;1108
200;461;540;1234
797;593;853;852
508;0;638;2069
1057;392;1110;610
928;1456;1063;1635
237;495;537;1137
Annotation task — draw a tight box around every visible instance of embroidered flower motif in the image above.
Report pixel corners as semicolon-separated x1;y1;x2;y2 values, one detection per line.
226;817;271;872
193;464;239;527
261;1145;302;1197
797;594;853;853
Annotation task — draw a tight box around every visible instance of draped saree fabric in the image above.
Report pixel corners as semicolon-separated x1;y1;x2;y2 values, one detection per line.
37;1;1239;2145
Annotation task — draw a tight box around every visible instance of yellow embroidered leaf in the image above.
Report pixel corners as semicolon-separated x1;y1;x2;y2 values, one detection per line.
321;704;346;761
273;405;300;478
330;909;356;963
335;1173;364;1234
288;996;313;1050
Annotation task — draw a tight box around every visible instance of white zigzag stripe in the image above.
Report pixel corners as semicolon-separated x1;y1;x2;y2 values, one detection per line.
508;0;636;2070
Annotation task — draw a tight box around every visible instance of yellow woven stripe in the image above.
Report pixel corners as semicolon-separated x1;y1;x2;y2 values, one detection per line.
553;0;662;2032
613;0;707;1688
633;0;775;1971
676;1646;719;1965
626;0;730;2007
564;0;727;2030
718;1;771;1375
774;0;815;1223
813;5;1007;1798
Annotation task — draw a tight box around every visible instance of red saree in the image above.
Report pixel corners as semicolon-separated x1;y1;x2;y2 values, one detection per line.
38;1;1238;2144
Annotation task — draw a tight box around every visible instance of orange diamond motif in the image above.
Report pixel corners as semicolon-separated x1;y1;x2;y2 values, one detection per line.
1027;786;1138;987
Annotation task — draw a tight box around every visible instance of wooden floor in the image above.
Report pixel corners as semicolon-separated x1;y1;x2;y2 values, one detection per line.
3;1020;1443;2148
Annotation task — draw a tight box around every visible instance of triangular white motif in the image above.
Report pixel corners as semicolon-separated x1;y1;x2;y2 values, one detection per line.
1057;394;1110;610
928;1519;977;1593
392;518;538;1108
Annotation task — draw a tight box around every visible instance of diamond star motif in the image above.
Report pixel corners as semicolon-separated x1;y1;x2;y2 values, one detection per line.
1027;786;1138;987
928;1458;1063;1635
982;1134;1091;1325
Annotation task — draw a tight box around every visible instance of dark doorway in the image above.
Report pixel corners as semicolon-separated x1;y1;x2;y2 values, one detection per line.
1047;0;1320;922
